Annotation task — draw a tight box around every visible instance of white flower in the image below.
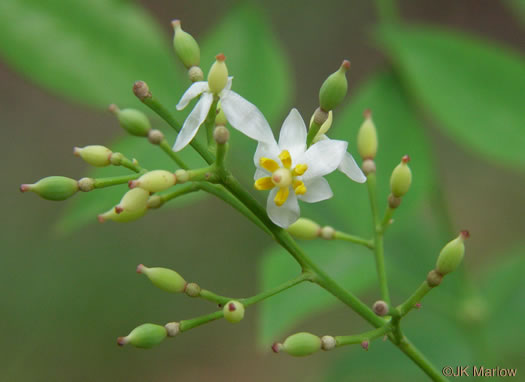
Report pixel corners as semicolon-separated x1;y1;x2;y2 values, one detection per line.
312;111;366;183
173;77;274;152
253;108;349;228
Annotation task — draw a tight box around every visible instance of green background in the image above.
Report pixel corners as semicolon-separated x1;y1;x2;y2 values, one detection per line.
1;0;524;381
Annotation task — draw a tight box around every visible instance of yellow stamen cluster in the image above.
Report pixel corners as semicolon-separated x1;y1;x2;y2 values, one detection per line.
254;150;308;206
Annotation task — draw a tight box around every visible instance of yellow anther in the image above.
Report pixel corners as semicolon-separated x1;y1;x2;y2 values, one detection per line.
292;164;308;176
279;150;292;169
293;180;307;195
274;187;290;206
260;157;279;173
254;177;275;190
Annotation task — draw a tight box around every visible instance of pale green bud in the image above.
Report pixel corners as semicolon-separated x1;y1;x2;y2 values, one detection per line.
73;145;112;167
319;60;350;111
282;332;321;357
117;323;167;349
97;207;146;223
357;109;378;160
436;231;469;275
223;301;245;323
207;54;228;94
109;105;151;137
286;218;320;240
390;155;412;198
116;188;150;213
136;264;186;293
20;176;78;201
172;20;200;69
129;170;176;193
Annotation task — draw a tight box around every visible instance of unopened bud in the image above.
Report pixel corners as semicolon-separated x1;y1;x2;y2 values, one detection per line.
147;129;164;145
188;66;204;82
357;109;378;160
426;269;443;287
372;300;389;316
320;226;335;240
436;231;469;275
172;20;200;69
20;176;78;201
97;206;146;223
286;218;321;240
147;195;163;209
184;282;201;297
321;335;336;351
207;54;228;94
390;155;412;198
361;340;369;351
117;323;167;349
165;322;180;337
129;170;176;193
282;332;321;357
116;188;150;213
73;145;112;167
137;264;186;293
132;81;152;101
319;60;350;111
215;105;227;126
109;105;151;137
175;169;189;184
223;300;245;323
213;125;230;145
78;177;95;192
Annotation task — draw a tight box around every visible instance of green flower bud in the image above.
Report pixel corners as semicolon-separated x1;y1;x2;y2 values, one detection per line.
286;218;321;240
136;264;186;293
128;170;176;193
319;60;350;111
282;332;321;357
390;155;412;198
116;188;150;213
436;231;469;275
109;105;151;137
20;176;78;201
223;301;245;323
172;20;200;69
73;145;112;167
117;323;167;349
357;109;378;160
207;54;228;94
97;207;146;223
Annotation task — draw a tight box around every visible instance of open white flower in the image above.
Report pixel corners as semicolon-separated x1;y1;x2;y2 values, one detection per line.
311;111;366;183
173;54;274;152
253;108;349;228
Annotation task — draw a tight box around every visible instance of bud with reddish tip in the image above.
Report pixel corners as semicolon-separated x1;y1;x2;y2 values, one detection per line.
319;60;350;112
129;170;176;193
207;54;228;94
172;20;200;69
109;105;151;137
116;188;150;213
357;110;378;160
223;300;245;323
436;231;469;275
74;145;112;167
97;206;146;223
281;332;321;357
20;176;78;201
286;218;321;240
137;264;186;293
117;323;167;349
390;155;412;198
361;340;369;351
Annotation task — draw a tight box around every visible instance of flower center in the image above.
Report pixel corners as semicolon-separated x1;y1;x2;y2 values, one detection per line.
254;150;309;207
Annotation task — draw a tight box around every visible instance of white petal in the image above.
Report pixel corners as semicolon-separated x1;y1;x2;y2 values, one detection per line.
338;152;366;183
298;177;333;203
298;139;348;180
172;93;213;152
266;188;300;228
254;168;269;181
221;90;275;144
176;81;209;110
253;140;280;168
278;108;307;160
224;76;234;92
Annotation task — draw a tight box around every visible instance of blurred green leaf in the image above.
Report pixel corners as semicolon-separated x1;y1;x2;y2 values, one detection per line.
504;0;525;24
377;25;525;169
0;0;184;108
258;241;375;347
56;130;207;234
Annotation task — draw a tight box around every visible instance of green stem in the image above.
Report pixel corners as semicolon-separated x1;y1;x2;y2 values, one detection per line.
159;183;201;204
215;141;228;174
333;231;374;249
205;97;219;147
120;157;142;173
397;281;431;317
158;139;189;169
335;324;391;347
366;173;391;304
397;338;448;382
306;119;322;147
381;206;395;233
93;172;143;188
198;289;231;305
179;311;223;332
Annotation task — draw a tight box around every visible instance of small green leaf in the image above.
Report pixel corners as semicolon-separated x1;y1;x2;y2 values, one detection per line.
258;241;376;347
377;25;525;169
0;0;184;109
